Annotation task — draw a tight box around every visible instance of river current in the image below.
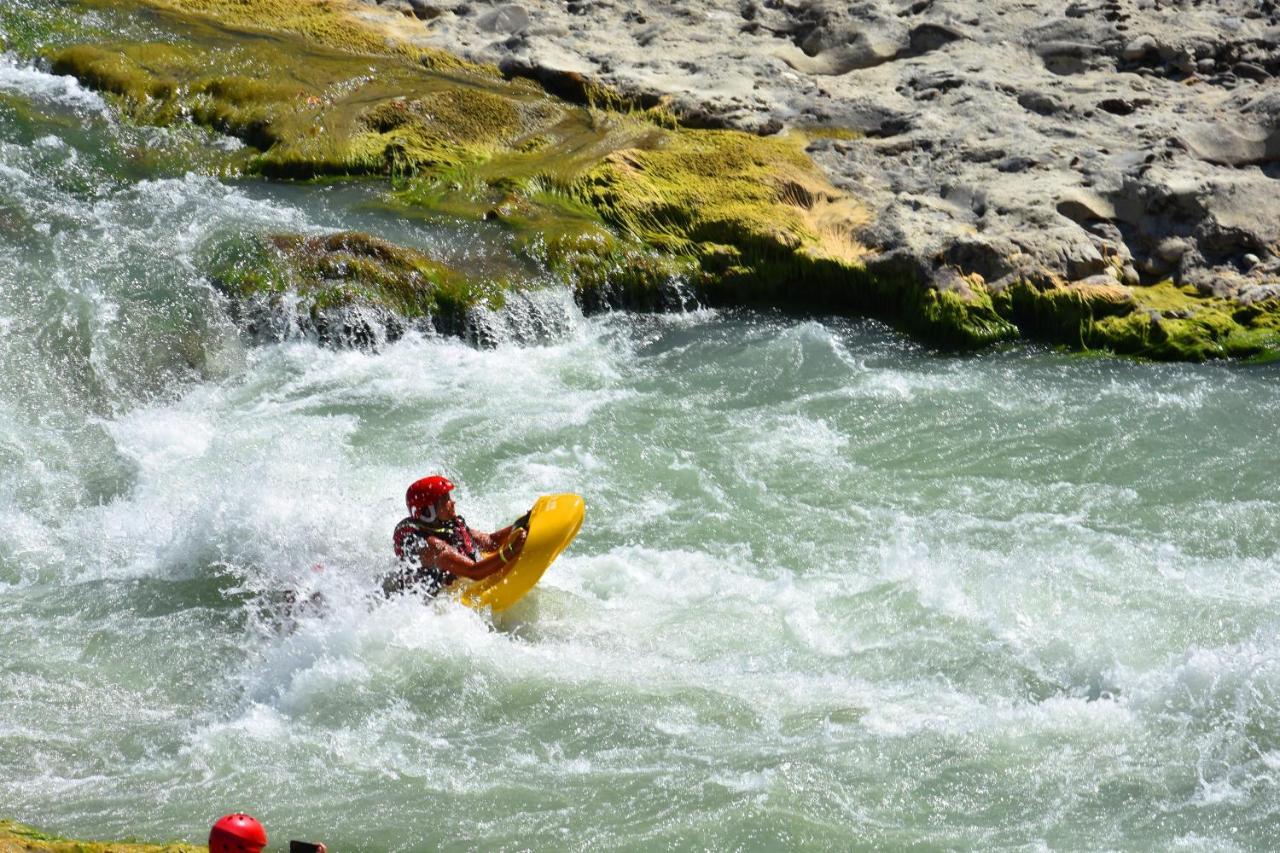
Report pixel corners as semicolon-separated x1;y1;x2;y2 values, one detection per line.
2;38;1280;852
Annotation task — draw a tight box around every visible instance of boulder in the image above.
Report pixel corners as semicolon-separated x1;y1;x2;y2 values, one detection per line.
477;4;529;34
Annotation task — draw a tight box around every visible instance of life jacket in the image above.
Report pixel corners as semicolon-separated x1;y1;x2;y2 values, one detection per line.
386;514;478;596
394;515;479;561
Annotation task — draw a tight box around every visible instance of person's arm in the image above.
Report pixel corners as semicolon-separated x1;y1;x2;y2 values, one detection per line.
421;529;526;581
472;524;520;552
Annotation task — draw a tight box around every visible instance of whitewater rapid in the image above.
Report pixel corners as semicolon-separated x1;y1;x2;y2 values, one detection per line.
2;43;1280;852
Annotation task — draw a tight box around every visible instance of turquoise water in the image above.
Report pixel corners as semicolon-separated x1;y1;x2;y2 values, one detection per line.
2;29;1280;852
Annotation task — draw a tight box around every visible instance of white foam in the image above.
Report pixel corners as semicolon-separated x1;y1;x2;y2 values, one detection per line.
0;54;107;113
0;81;1277;845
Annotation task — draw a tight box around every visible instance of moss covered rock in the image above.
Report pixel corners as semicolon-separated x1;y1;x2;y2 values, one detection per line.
49;0;1276;359
46;24;544;179
47;0;1014;349
994;274;1280;361
0;819;201;853
208;230;506;344
522;227;704;312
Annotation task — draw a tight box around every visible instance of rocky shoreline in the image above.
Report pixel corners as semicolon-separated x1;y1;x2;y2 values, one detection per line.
361;0;1280;358
29;0;1280;358
376;0;1280;293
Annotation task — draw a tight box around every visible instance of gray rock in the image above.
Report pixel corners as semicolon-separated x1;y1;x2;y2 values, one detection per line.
407;0;446;19
379;0;413;17
1238;283;1280;304
1123;35;1159;61
1060;239;1109;279
1018;91;1065;116
355;0;1280;305
476;4;528;33
378;0;445;20
1156;237;1190;263
1057;189;1116;223
1234;62;1271;82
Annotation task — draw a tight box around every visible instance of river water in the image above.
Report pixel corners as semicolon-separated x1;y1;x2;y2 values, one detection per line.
2;31;1280;853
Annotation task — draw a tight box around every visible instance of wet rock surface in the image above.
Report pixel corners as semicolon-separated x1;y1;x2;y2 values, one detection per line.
209;231;498;346
366;0;1280;314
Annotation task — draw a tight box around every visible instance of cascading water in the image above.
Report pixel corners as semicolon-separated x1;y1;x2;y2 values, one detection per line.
3;28;1280;853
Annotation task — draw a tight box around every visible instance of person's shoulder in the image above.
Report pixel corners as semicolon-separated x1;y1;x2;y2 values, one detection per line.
393;515;420;533
393;517;434;555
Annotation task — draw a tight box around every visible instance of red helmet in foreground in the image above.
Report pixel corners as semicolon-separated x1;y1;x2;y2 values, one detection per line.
209;813;267;853
406;475;455;515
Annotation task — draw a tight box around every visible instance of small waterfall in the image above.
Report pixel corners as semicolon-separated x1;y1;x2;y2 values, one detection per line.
466;286;582;347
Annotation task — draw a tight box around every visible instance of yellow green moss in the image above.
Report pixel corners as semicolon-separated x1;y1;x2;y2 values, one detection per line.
44;0;1052;351
363;90;522;146
49;43;186;103
1100;280;1280;360
915;285;1019;348
47;21;541;178
995;279;1135;347
570;129;823;254
84;0;486;74
209;230;506;335
0;819;202;853
797;126;863;142
521;226;705;311
995;277;1280;360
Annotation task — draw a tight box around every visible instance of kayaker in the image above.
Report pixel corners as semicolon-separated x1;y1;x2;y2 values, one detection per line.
385;475;527;597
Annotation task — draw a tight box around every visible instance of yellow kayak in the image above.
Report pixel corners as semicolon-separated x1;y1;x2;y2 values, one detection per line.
460;493;585;612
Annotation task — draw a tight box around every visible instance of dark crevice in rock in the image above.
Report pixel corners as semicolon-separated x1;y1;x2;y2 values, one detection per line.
495;57;662;113
905;23;963;57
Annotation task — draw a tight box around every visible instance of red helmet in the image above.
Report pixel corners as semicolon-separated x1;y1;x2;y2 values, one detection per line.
406;475;455;515
209;813;267;853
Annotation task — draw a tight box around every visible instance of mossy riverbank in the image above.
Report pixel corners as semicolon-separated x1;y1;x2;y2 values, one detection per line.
0;819;201;853
33;0;1280;359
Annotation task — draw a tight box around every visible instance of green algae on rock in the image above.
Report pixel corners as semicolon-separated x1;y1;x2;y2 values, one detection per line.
1106;280;1280;361
572;129;856;256
994;276;1280;361
46;0;1276;359
563;127;1018;346
208;230;506;344
40;0;1026;351
45;24;540;179
84;0;486;73
0;819;202;853
520;227;704;313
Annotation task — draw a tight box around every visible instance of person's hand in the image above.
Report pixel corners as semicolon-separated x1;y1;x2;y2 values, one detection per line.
498;527;526;565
